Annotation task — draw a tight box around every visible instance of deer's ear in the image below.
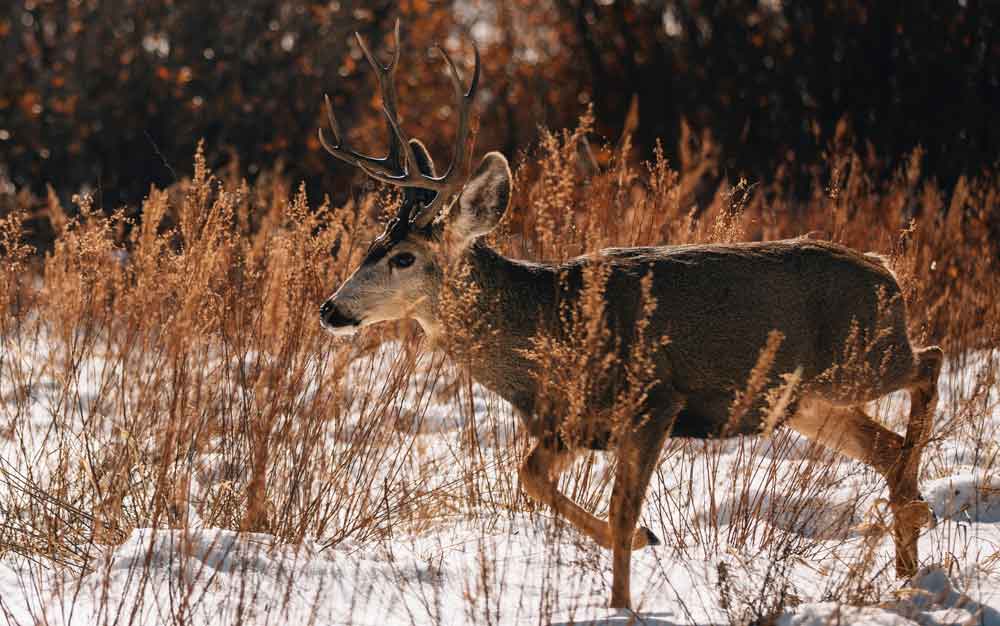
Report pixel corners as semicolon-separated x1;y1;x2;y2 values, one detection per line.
404;139;438;208
409;138;436;177
446;152;511;247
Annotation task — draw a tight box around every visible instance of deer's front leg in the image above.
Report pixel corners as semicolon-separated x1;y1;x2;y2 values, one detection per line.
609;410;678;610
518;441;615;548
519;437;664;552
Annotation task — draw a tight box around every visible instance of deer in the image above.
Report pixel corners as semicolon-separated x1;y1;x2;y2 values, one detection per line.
317;23;943;610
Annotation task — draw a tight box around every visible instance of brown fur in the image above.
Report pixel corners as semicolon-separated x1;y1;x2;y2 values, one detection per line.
448;238;926;439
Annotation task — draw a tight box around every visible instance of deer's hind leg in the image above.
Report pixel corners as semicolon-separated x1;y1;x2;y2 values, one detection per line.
788;345;943;578
787;399;905;477
891;345;943;577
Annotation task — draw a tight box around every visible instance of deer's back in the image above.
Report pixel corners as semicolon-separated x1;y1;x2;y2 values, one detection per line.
460;238;915;444
565;238;915;438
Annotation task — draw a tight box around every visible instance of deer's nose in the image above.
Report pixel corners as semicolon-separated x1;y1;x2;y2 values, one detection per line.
320;300;360;329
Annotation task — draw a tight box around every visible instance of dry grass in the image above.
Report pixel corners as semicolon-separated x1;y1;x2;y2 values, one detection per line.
1;117;999;624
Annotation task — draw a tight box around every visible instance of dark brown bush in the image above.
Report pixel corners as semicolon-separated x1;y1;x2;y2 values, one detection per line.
2;2;997;222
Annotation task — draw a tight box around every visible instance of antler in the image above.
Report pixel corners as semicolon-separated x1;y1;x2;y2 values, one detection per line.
320;20;480;228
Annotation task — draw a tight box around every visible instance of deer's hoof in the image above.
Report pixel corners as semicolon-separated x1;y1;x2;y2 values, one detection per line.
633;526;660;549
918;494;938;529
893;497;934;529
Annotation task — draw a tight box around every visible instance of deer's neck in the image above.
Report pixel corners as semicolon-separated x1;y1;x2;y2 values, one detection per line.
431;241;559;415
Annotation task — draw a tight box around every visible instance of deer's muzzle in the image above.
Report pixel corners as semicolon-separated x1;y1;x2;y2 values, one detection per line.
320;300;361;335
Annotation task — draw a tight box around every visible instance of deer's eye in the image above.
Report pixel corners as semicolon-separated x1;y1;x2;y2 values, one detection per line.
390;252;415;269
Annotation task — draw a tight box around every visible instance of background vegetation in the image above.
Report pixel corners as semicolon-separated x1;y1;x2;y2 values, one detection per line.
1;1;999;623
2;1;997;219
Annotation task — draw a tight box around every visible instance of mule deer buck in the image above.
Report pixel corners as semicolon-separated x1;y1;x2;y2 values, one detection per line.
318;24;942;610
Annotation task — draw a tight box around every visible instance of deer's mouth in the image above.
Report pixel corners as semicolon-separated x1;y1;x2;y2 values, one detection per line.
322;322;361;337
320;302;363;335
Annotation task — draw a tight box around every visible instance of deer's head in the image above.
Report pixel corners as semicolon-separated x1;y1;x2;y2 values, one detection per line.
319;23;511;340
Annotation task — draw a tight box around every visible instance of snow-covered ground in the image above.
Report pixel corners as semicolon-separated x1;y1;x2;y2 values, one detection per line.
1;341;999;625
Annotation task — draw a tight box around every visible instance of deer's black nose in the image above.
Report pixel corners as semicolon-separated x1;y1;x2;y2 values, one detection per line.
320;300;361;329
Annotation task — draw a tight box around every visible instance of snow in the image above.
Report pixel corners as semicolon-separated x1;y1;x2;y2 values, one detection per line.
2;341;999;625
924;471;1000;524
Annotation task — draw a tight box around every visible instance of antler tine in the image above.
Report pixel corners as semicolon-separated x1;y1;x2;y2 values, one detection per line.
437;43;479;180
319;23;412;178
321;94;343;145
355;21;409;172
319;103;402;178
410;43;480;227
387;19;402;170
